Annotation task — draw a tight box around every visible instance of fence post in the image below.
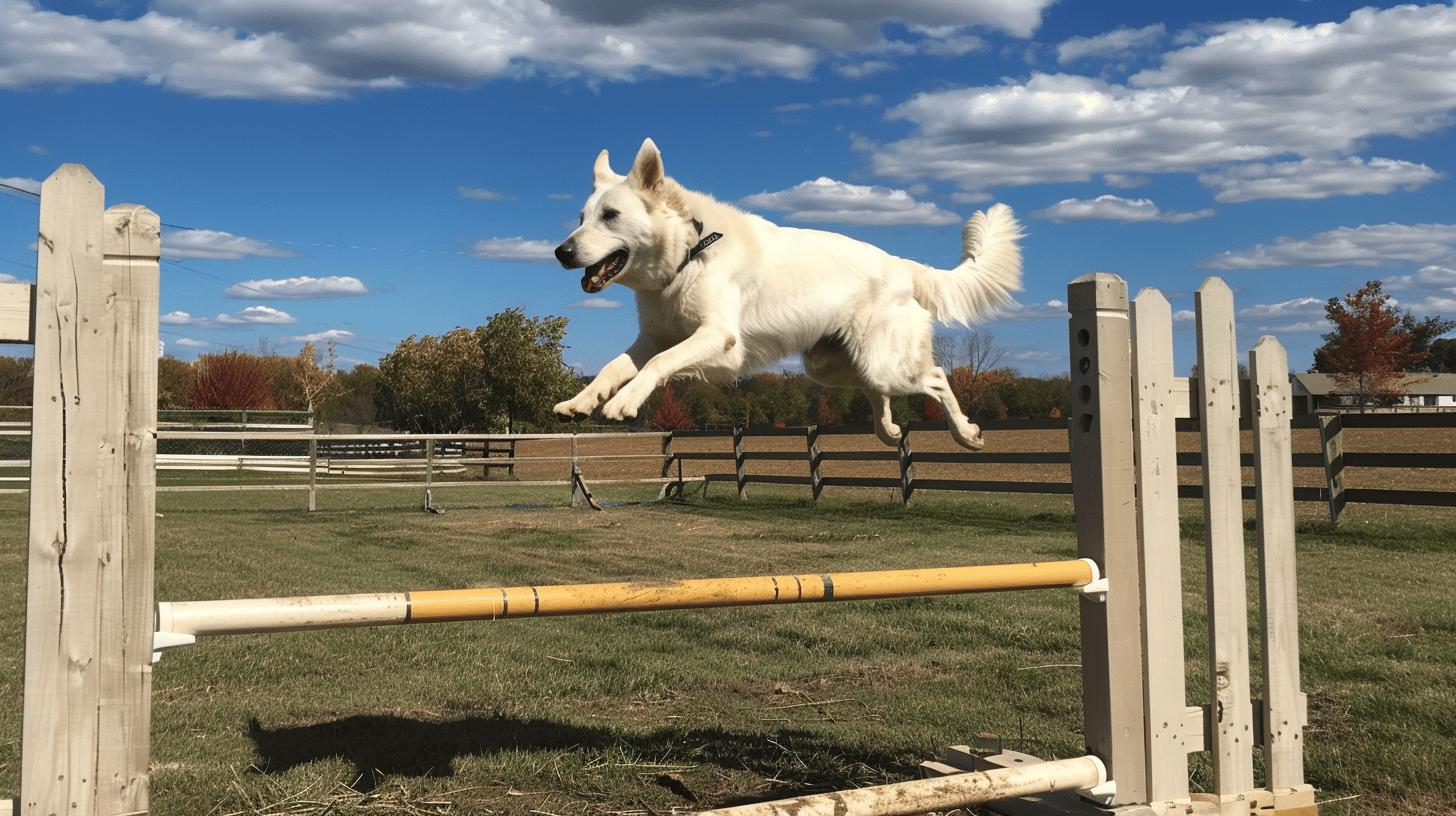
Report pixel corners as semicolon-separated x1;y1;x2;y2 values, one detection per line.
23;166;160;816
806;425;822;503
1067;273;1149;806
507;438;517;479
733;426;747;500
570;433;585;507
1317;414;1346;524
1194;277;1257;803
1250;337;1312;803
1130;289;1192;807
308;436;318;512
660;430;674;478
898;426;914;505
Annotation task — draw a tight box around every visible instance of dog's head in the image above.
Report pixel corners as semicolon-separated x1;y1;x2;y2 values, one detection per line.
554;138;691;293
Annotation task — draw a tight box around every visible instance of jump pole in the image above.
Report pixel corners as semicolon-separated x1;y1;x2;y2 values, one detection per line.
155;560;1100;639
696;756;1107;816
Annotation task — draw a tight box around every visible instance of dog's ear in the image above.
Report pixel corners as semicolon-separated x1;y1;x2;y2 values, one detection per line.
593;149;622;190
628;138;665;192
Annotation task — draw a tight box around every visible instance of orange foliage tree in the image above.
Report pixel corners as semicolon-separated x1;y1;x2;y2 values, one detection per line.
1313;281;1430;407
649;385;693;430
188;351;278;409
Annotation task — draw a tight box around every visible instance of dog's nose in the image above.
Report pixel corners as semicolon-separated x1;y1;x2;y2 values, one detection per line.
554;242;577;268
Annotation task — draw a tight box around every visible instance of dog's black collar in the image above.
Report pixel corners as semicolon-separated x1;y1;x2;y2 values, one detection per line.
680;218;722;271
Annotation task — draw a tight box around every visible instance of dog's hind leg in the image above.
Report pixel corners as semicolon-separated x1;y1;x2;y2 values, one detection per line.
920;366;985;451
866;391;901;447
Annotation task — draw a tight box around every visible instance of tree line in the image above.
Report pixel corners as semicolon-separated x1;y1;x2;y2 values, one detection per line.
0;280;1448;428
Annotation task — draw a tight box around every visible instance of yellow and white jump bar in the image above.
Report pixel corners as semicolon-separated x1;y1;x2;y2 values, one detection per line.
154;558;1100;645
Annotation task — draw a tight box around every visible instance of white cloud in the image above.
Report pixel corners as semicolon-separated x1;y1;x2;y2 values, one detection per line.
997;299;1067;321
1202;223;1456;269
283;328;356;343
872;5;1456;193
0;272;26;284
0;1;1053;100
223;275;368;299
1237;296;1329;334
173;337;210;347
741;177;960;226
1;176;41;194
834;59;895;79
1386;265;1456;293
469;236;556;262
26;144;46;155
161;229;295;261
1057;23;1165;64
1033;195;1213;224
458;185;515;201
1199;157;1442;203
570;297;624;309
1103;173;1148;189
164;305;297;326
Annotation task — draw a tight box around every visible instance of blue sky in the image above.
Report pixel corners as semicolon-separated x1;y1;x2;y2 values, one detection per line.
2;1;1455;375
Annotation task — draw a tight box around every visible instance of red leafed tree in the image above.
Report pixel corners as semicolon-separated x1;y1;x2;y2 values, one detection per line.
920;396;946;421
650;385;693;430
1313;281;1425;408
188;351;278;409
813;393;841;426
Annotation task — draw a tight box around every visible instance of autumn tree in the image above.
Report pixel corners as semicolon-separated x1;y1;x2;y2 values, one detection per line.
0;356;33;406
814;393;842;426
188;351;277;409
474;308;578;432
649;385;693;430
1311;281;1447;408
157;356;193;409
290;339;343;413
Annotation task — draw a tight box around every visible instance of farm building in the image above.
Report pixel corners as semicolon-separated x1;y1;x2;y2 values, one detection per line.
1290;372;1456;414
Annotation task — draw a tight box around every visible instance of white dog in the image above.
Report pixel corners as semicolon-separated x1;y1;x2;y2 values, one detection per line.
552;139;1023;450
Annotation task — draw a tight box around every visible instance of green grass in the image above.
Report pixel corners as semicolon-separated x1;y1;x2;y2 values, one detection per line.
0;487;1452;815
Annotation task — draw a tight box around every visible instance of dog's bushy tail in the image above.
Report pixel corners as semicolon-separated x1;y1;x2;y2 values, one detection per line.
911;203;1023;325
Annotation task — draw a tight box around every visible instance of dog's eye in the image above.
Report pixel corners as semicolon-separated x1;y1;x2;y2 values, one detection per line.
602;208;619;221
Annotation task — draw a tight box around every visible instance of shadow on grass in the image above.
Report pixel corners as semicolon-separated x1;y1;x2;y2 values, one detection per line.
248;712;917;800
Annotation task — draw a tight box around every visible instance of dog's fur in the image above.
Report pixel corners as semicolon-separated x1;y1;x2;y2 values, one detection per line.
552;139;1023;450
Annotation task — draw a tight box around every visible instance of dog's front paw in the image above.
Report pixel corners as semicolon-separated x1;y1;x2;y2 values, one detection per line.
600;391;645;422
554;392;600;418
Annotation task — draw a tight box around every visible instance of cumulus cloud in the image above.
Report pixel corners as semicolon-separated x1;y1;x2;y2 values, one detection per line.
570;297;624;309
1237;297;1328;332
458;185;515;201
283;328;356;343
161;229;295;261
997;299;1067;320
1056;23;1165;64
1386;265;1456;292
223;275;369;299
741;177;960;226
1202;223;1456;269
1198;157;1442;203
1033;195;1213;224
162;305;296;326
469;236;556;262
0;1;1053;100
872;5;1456;193
172;337;210;347
1;176;41;194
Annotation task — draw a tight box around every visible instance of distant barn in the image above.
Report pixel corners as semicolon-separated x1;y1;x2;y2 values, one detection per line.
1290;372;1456;414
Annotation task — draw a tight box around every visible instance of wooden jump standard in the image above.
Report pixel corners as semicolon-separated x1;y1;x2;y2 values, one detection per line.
6;166;1315;816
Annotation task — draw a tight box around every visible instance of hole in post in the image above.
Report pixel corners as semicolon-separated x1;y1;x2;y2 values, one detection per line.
1079;414;1093;432
1079;385;1092;404
1077;328;1090;347
1078;357;1091;374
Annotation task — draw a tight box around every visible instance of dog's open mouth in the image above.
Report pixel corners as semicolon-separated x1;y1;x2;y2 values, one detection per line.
581;249;629;293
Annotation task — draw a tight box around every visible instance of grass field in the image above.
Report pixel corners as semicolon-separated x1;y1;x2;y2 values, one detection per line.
1;484;1453;815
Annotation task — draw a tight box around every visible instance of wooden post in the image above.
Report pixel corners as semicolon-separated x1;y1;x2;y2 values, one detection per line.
1067;273;1149;806
1250;337;1310;797
1130;289;1193;807
507;438;517;479
1194;277;1257;804
23;166;160;815
308;436;318;512
660;430;674;478
806;425;823;503
733;426;747;500
570;433;585;507
898;426;914;505
1317;414;1346;524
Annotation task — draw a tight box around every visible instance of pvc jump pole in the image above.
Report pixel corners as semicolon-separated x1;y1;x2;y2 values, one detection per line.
694;755;1107;816
156;559;1099;639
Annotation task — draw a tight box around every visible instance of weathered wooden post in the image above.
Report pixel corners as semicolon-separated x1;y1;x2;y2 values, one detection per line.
897;426;914;505
1067;273;1149;805
1194;278;1257;807
660;430;674;478
22;165;160;816
308;436;319;512
733;426;747;500
1317;414;1345;523
806;425;823;503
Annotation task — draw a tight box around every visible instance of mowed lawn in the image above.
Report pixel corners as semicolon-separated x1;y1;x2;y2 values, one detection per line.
0;485;1453;815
